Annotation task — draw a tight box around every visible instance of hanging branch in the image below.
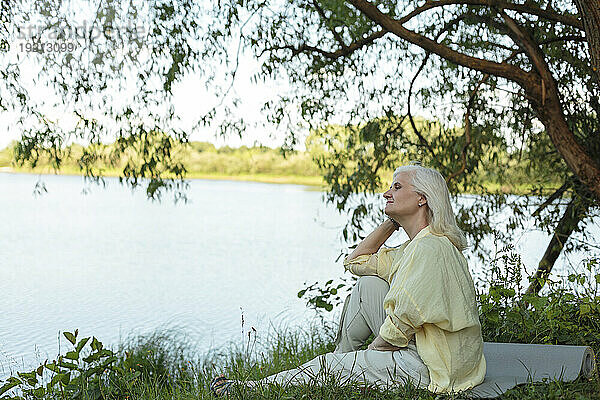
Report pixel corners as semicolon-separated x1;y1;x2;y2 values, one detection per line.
531;181;570;217
446;50;519;182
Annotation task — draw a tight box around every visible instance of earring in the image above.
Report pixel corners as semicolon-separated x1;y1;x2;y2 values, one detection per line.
418;203;423;207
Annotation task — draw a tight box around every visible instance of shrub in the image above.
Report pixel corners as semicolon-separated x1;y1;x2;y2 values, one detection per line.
478;246;600;357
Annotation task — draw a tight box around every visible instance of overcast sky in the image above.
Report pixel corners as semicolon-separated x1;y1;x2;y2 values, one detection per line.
0;5;432;152
0;44;297;150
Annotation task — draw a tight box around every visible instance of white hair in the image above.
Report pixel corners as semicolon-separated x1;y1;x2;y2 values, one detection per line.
393;164;467;251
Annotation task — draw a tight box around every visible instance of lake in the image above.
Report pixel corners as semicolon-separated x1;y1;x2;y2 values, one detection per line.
1;172;597;377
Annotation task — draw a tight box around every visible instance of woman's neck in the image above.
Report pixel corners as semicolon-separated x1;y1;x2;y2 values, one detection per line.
401;218;429;240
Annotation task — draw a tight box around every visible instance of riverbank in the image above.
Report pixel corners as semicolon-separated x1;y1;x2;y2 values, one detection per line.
2;251;599;399
0;141;557;195
1;324;598;400
0;166;539;196
0;166;327;189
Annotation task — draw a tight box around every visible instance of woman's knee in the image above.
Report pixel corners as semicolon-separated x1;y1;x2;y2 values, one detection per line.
355;276;389;297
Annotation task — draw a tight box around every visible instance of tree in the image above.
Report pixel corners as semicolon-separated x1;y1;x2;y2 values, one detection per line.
199;0;600;293
1;0;216;200
573;0;600;81
2;0;599;292
347;0;600;199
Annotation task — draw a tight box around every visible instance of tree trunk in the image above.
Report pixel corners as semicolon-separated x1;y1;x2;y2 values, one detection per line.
349;0;600;202
530;82;600;203
525;196;589;294
573;0;600;82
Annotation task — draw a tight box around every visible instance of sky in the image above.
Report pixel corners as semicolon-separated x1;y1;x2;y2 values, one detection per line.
0;3;433;153
0;45;295;150
0;0;305;151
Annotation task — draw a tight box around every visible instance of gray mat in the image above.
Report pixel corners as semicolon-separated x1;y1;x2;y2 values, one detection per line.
467;342;596;398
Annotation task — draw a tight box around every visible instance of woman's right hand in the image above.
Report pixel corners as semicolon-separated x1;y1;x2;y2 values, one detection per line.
368;335;402;351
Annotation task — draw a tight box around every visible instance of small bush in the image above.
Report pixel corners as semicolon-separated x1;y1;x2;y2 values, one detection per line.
478;246;600;359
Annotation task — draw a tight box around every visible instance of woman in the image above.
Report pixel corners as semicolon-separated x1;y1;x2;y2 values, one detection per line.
211;164;486;395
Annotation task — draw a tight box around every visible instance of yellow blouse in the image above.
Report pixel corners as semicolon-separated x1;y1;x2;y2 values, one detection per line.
343;226;486;393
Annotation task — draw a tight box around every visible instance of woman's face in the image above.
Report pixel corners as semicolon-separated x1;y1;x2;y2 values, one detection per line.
383;172;424;219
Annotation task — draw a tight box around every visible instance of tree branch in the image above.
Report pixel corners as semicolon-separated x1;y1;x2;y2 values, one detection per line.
268;28;387;60
407;16;472;160
531;181;570;217
496;7;600;202
273;4;582;68
398;0;583;30
525;194;589;295
498;9;549;80
348;0;532;86
407;54;436;154
539;35;586;46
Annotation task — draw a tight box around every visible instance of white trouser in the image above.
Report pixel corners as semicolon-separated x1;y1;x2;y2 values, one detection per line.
245;276;430;389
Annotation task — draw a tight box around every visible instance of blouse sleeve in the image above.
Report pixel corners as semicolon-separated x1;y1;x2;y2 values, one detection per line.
342;247;396;282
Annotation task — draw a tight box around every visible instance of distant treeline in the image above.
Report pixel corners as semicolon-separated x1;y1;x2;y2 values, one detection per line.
0;131;561;193
0;140;325;186
184;142;320;177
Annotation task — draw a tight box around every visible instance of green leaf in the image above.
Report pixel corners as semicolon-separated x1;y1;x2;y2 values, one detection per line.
487;310;500;323
58;360;78;370
63;331;76;345
76;337;90;353
65;350;79;360
99;356;117;369
101;349;113;357
506;310;521;322
90;337;103;351
60;372;71;385
49;373;70;388
45;363;60;373
83;365;102;379
0;377;22;395
17;371;37;386
297;289;306;298
83;353;99;363
17;371;35;380
49;374;61;387
36;365;44;377
82;349;113;363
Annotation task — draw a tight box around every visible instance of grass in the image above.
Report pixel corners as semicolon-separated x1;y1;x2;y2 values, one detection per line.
4;322;597;400
99;326;600;399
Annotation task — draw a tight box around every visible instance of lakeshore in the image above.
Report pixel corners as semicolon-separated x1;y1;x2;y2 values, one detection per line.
0;166;327;189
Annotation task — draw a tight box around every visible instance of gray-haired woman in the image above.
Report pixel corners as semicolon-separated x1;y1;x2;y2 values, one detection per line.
211;164;486;395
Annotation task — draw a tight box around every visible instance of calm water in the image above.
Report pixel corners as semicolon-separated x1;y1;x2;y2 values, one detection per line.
1;172;597;377
0;173;353;375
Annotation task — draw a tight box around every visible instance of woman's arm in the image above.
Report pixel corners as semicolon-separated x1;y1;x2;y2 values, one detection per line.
345;219;398;261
